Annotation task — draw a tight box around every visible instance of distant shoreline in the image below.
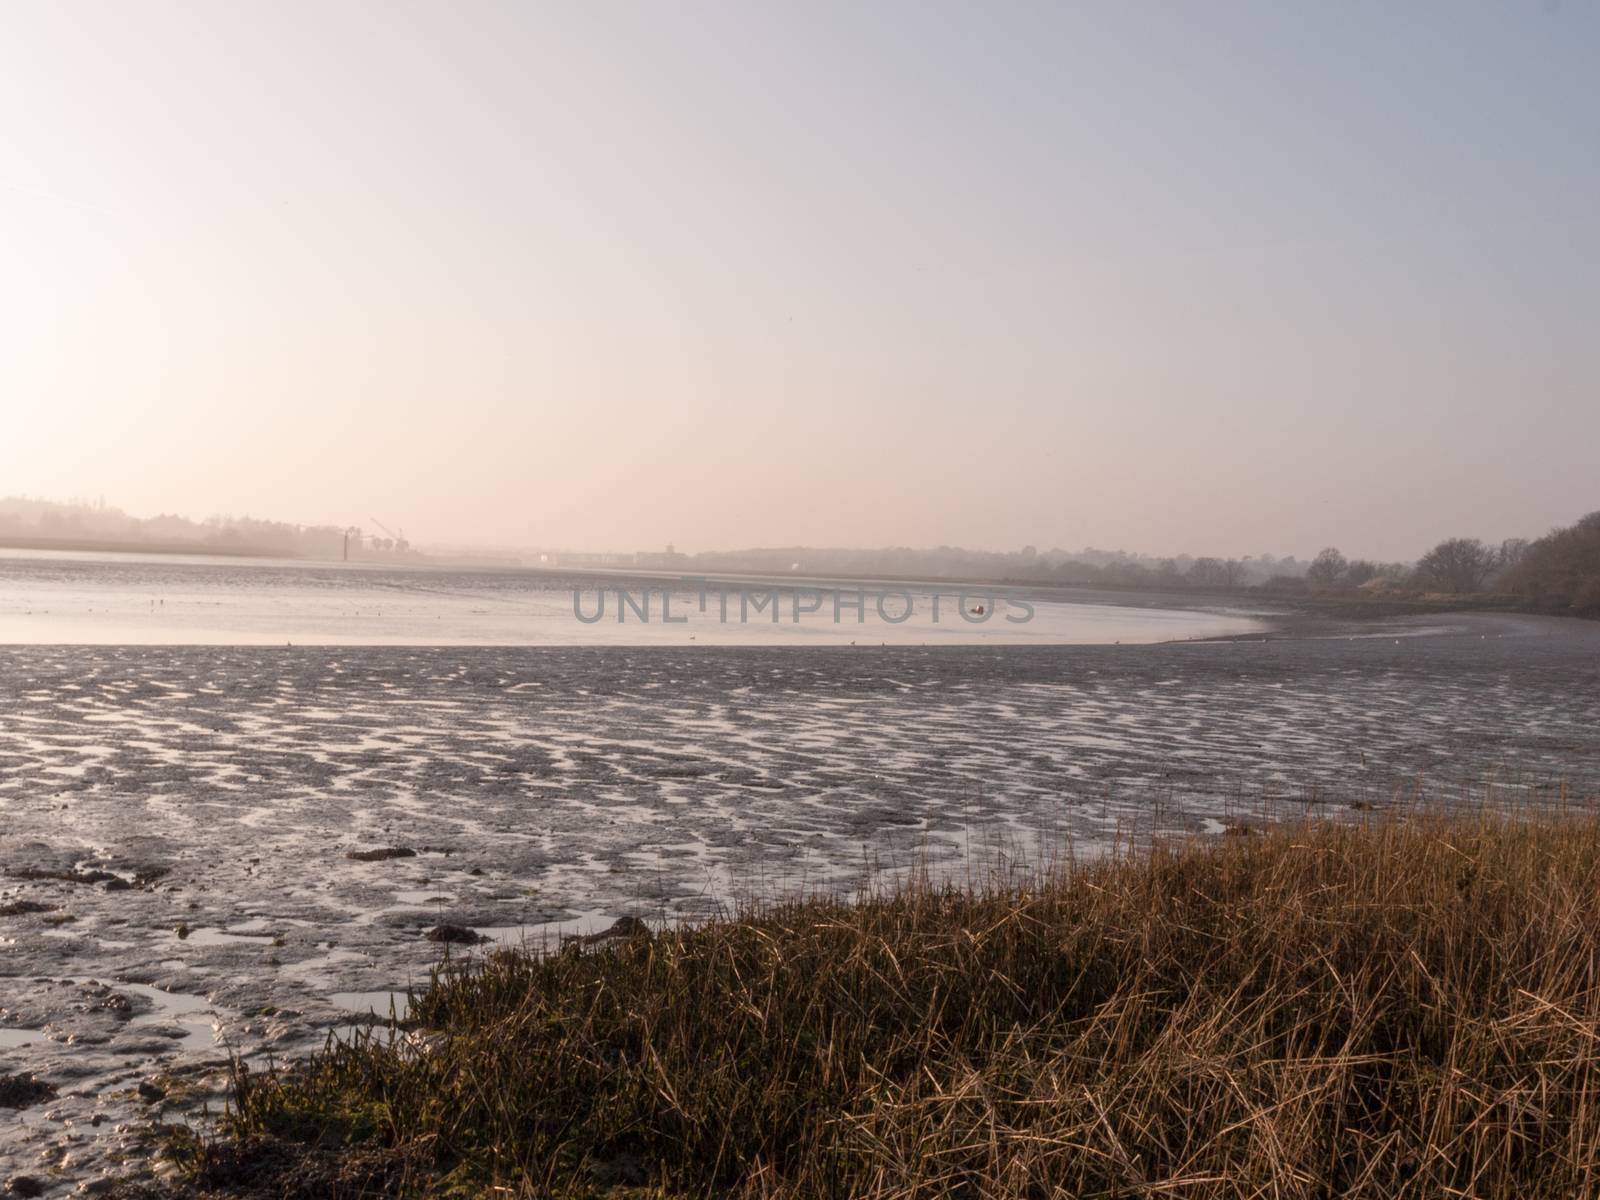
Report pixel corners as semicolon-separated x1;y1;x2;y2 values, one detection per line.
0;536;1568;625
0;534;301;559
0;536;501;569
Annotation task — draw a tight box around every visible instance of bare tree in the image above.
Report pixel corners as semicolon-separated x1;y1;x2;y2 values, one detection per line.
1344;559;1379;586
1499;511;1600;614
1414;537;1496;593
1496;538;1530;574
1306;547;1347;588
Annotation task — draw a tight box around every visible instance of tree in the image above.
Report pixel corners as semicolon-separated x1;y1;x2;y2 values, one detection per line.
1501;511;1600;614
1344;559;1379;586
1495;538;1530;574
1306;547;1348;588
1414;537;1497;593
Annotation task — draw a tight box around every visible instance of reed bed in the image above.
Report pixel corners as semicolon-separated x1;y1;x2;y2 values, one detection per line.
188;811;1600;1198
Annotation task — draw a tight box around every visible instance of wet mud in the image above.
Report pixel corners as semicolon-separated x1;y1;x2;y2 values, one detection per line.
3;613;1600;1189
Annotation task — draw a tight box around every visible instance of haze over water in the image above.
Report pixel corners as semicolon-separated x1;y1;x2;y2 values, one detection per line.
0;550;1265;646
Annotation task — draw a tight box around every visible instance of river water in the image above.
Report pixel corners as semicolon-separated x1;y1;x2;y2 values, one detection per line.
0;549;1267;646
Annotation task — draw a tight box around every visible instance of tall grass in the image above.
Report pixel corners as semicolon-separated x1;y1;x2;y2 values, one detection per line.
200;812;1600;1198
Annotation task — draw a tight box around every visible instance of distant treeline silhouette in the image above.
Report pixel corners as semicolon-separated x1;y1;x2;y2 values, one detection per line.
1502;512;1600;614
0;495;349;558
683;509;1600;617
688;544;1315;589
1279;511;1600;616
7;495;1598;615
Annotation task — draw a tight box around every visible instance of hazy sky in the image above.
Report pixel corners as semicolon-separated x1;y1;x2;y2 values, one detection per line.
2;2;1595;560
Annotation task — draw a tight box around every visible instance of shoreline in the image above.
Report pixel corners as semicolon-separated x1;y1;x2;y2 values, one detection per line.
4;541;1573;626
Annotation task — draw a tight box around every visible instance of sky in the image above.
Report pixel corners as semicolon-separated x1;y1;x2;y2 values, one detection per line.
1;2;1595;561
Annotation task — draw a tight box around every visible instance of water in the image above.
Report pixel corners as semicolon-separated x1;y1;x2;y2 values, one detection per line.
119;981;224;1049
330;991;412;1020
0;548;1267;646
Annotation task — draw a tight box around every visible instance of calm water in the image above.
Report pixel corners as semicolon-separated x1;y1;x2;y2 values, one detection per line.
0;548;1268;646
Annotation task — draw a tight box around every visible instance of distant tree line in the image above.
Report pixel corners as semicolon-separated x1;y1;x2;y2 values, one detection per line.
1284;511;1600;616
1500;513;1600;613
691;509;1600;618
689;544;1314;589
1283;543;1500;594
9;495;1599;616
0;496;351;558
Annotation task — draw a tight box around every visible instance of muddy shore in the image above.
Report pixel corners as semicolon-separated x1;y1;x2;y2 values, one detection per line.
3;612;1600;1191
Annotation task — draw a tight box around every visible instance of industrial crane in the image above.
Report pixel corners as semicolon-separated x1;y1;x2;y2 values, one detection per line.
367;517;410;553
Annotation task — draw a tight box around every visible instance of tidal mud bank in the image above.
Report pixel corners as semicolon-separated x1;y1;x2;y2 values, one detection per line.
2;613;1599;1189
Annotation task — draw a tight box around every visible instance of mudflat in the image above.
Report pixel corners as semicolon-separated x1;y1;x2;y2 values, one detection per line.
1;612;1599;1190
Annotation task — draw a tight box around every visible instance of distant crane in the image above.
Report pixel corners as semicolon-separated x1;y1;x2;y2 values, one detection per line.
367;517;410;554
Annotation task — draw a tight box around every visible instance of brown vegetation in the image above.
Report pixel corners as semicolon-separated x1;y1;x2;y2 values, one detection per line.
1281;510;1600;617
172;811;1600;1198
1503;511;1600;616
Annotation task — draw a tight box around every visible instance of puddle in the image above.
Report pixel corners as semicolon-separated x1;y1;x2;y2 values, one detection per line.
167;926;276;947
330;990;411;1021
325;1023;398;1047
0;1027;46;1048
394;890;453;906
283;947;369;974
120;981;224;1049
475;911;639;950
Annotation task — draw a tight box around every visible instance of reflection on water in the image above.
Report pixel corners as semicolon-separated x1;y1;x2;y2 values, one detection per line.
118;981;223;1049
0;549;1267;646
331;991;411;1020
476;911;619;949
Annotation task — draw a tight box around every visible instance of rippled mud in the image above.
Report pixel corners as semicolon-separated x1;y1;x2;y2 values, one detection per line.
3;614;1600;1190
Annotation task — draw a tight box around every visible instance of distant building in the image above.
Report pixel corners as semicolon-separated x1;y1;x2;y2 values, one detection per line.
635;544;690;569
